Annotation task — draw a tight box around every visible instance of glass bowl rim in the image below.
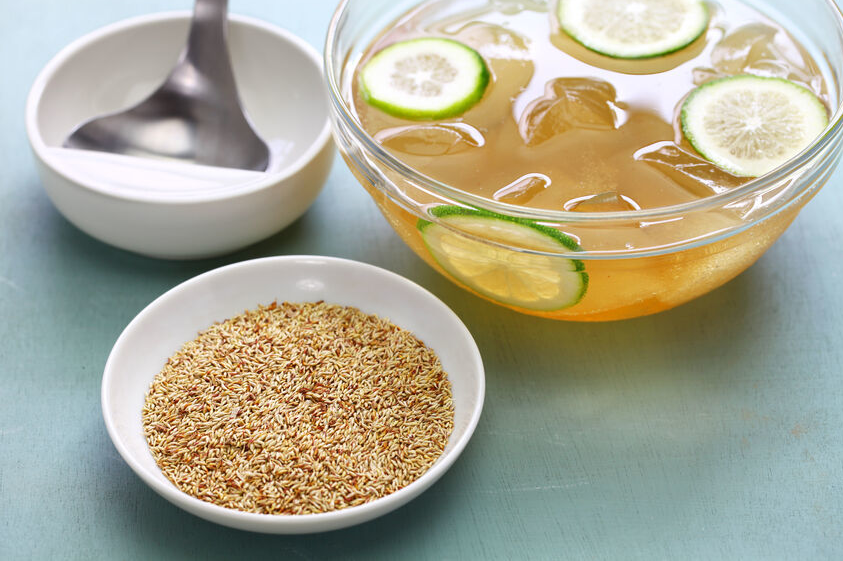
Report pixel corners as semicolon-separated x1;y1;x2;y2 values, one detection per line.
324;0;843;223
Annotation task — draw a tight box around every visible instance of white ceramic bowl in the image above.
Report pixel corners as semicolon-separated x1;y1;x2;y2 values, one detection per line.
101;256;485;533
26;13;334;259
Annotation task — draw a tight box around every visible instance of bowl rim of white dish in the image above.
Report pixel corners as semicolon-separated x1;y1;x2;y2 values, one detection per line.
101;255;485;533
25;11;333;205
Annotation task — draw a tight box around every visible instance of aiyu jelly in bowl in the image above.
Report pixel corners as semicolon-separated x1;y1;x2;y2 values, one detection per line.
325;0;843;321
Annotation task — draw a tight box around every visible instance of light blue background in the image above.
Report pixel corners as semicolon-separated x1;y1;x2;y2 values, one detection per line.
1;1;842;559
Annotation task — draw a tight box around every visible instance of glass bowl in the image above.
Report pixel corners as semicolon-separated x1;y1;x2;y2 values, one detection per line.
325;0;843;321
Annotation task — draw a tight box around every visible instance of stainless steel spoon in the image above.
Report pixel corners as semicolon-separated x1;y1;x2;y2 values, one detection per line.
64;0;269;171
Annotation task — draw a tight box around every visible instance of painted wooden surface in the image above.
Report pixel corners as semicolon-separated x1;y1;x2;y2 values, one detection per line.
1;1;842;558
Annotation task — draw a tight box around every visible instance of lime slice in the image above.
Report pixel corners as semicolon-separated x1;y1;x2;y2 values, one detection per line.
681;75;829;177
418;206;588;311
557;0;709;59
360;38;490;120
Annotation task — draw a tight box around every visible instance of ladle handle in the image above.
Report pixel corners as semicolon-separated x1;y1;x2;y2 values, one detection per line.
178;0;238;101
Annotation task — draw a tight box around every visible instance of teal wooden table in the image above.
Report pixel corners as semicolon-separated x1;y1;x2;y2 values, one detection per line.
2;1;842;559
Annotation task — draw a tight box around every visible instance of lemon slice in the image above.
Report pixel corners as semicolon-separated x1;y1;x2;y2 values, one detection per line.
360;38;490;120
681;75;829;177
418;206;588;311
557;0;709;59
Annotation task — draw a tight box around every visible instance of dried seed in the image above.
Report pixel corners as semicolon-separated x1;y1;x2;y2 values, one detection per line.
142;301;454;515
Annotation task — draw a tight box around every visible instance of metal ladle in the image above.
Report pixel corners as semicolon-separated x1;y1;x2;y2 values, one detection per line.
64;0;270;171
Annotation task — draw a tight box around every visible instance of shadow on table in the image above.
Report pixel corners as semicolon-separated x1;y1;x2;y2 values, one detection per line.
34;173;415;308
97;445;471;559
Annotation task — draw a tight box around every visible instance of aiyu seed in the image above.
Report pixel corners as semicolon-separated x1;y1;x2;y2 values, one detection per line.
142;301;454;515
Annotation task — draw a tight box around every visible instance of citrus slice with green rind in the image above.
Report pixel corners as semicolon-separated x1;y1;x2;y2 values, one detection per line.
360;38;490;120
556;0;709;59
680;75;829;177
418;206;588;311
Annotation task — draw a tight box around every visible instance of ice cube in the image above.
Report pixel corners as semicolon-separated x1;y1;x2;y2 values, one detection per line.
493;173;551;203
564;191;641;212
692;67;720;85
518;78;618;146
710;23;781;75
448;21;531;61
375;123;485;156
635;141;749;197
440;22;534;128
701;23;820;85
490;0;550;16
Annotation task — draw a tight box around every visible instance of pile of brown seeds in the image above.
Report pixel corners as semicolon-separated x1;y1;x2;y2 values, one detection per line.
142;301;454;515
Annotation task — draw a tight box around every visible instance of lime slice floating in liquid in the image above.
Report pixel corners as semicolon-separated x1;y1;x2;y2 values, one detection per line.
418;206;588;311
360;38;491;120
556;0;709;59
681;75;829;177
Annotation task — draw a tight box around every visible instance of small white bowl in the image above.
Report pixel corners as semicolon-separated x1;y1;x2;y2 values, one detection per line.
26;13;333;259
102;256;485;533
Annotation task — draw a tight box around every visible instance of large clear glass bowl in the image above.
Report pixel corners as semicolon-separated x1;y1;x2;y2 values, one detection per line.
325;0;843;321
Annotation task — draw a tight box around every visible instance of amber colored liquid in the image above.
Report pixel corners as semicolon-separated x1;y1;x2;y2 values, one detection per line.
346;162;808;321
347;0;831;320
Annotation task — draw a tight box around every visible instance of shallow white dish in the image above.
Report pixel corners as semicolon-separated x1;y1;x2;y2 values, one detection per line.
26;13;333;259
102;256;485;533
